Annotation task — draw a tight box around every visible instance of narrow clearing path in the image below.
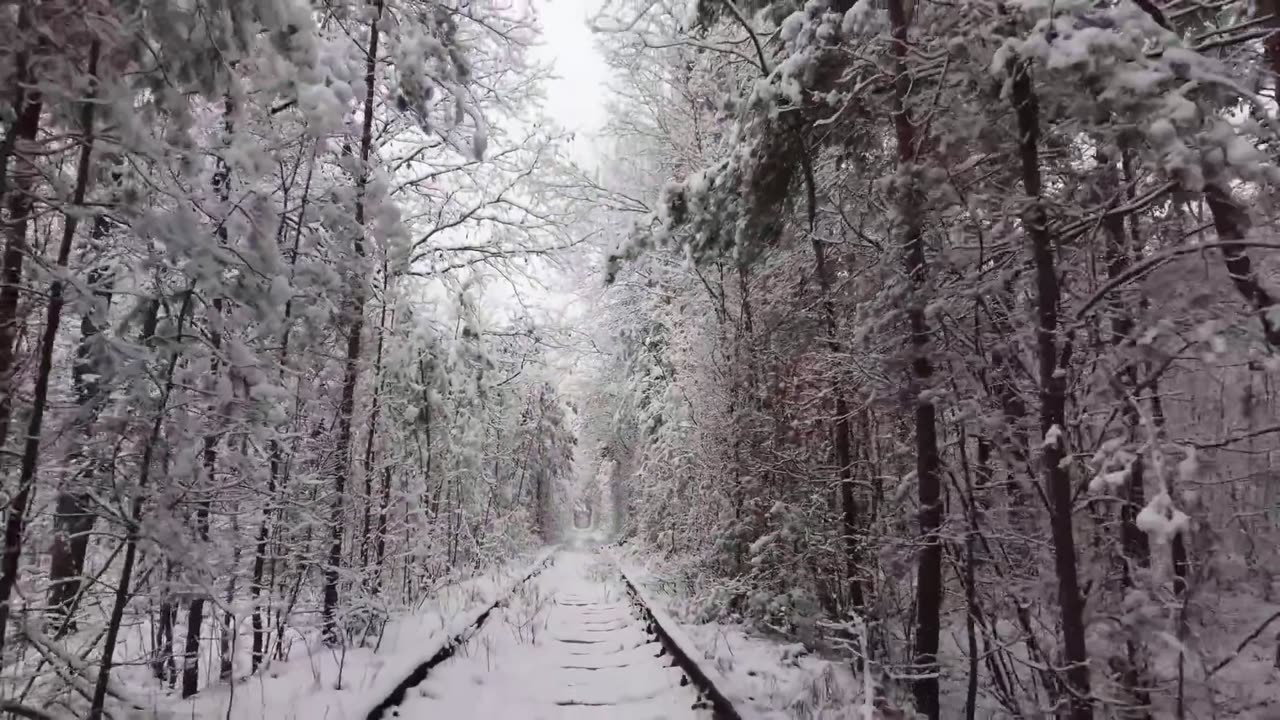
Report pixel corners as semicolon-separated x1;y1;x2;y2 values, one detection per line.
389;551;711;719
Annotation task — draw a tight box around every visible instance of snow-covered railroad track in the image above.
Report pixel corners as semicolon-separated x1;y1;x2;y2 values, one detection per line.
367;550;736;719
617;565;751;720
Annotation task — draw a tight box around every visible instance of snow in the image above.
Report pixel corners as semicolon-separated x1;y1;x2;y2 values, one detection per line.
1135;491;1190;544
614;549;875;718
840;0;874;37
1042;423;1064;449
1148;591;1280;717
616;561;758;717
780;11;806;44
156;543;818;719
1088;465;1130;494
158;540;877;719
153;550;552;719
1177;446;1198;483
388;548;710;718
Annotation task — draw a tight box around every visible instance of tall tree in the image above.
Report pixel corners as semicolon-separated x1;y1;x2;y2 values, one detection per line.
323;0;383;645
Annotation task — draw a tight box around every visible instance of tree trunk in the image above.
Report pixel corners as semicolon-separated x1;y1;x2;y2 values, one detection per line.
371;304;398;595
323;1;382;645
1104;146;1152;718
252;141;314;672
0;27;44;471
1105;150;1151;579
809;235;864;610
0;39;97;656
905;182;944;720
374;465;393;588
183;96;234;697
954;426;985;720
365;271;394;591
48;231;114;635
1203;185;1280;348
182;299;223;699
986;295;1035;516
884;1;943;716
1150;386;1189;593
359;288;389;577
250;465;274;672
1010;56;1092;719
89;293;172;720
1256;1;1280;89
0;3;42;221
220;501;240;681
153;561;177;686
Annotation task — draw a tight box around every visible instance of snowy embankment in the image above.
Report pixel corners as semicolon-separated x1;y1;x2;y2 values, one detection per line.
616;561;760;718
611;547;877;719
150;549;553;720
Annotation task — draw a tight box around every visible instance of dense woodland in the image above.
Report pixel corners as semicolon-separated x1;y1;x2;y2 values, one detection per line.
3;0;1280;718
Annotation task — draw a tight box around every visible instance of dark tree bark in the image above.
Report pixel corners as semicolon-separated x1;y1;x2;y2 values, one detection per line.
0;38;96;657
985;295;1035;515
183;96;235;697
1134;0;1280;353
0;39;40;650
1102;146;1153;718
0;21;45;470
0;3;38;216
1010;57;1092;719
371;276;395;594
250;456;276;672
809;234;864;610
359;275;391;578
885;1;943;716
323;0;382;644
1150;386;1189;595
153;561;177;686
1203;185;1280;348
373;464;393;587
181;300;224;696
418;363;439;519
90;293;173;720
48;229;114;634
953;426;987;720
220;502;241;681
1254;1;1280;85
252;144;313;673
1150;379;1190;719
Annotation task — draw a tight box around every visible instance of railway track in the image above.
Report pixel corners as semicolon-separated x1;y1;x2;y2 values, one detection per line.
366;550;752;719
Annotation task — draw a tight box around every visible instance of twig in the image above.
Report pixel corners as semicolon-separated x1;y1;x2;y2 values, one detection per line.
0;702;60;720
1207;610;1280;677
1194;424;1280;450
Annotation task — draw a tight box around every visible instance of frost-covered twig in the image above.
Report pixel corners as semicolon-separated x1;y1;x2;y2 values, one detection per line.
1206;610;1280;677
0;701;60;720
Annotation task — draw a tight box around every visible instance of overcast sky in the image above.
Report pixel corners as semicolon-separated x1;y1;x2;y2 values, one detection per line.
533;0;607;350
458;0;613;384
533;0;609;144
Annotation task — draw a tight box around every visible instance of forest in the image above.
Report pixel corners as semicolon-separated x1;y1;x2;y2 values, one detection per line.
2;0;1280;718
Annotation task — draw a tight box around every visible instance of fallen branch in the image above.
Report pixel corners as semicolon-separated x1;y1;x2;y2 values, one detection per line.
0;701;61;720
1194;424;1280;450
1207;610;1280;677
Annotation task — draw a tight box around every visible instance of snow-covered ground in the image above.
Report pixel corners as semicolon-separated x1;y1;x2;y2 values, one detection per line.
613;549;875;719
389;549;709;718
120;537;881;719
147;551;551;719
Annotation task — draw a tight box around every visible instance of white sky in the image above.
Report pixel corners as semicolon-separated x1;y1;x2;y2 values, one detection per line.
532;0;609;144
446;0;612;393
510;0;612;324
